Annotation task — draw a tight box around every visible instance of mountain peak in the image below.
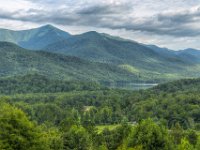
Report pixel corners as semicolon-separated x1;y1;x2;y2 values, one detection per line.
38;24;71;37
183;48;199;51
38;24;60;31
84;31;101;36
87;31;98;34
80;31;105;39
44;24;54;27
0;25;72;50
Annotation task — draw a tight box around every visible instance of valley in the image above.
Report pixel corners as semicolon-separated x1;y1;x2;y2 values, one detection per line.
0;25;199;150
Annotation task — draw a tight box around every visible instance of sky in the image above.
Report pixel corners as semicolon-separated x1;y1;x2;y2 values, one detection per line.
0;0;200;50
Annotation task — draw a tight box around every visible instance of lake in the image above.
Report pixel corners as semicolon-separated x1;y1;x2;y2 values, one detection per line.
101;81;158;90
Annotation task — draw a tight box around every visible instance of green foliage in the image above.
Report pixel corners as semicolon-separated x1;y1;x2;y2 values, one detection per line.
0;103;49;150
128;119;172;150
42;127;63;150
0;74;102;95
1;76;199;128
152;78;200;93
0;75;199;149
171;123;185;145
196;137;200;150
99;124;131;150
177;138;194;150
63;125;91;150
185;130;198;146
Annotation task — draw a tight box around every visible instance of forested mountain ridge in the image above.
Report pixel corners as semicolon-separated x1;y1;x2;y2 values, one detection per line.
147;45;200;64
44;30;198;75
0;41;141;82
1;25;200;82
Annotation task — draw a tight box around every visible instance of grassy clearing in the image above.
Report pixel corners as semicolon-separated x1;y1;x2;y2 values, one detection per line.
119;64;140;74
96;124;119;133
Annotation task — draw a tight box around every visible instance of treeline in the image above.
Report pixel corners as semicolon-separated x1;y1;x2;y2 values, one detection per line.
152;77;200;93
4;89;199;130
0;102;199;150
0;74;104;94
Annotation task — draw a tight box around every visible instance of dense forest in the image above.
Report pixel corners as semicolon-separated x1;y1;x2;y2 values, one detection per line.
0;74;104;94
0;74;199;150
1;8;200;150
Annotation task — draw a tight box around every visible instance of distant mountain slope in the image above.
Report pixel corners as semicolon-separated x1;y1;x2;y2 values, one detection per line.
147;45;200;64
0;25;71;50
176;48;200;63
44;31;200;80
0;42;141;82
45;31;159;64
146;45;177;58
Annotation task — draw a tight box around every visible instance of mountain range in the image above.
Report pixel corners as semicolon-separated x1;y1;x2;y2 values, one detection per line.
0;42;139;82
0;25;200;83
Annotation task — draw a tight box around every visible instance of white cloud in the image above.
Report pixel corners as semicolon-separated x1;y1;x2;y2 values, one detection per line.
0;0;35;11
0;0;200;50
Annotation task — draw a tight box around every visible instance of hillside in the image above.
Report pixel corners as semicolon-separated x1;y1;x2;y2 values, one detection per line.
0;42;141;82
147;45;200;64
44;31;200;80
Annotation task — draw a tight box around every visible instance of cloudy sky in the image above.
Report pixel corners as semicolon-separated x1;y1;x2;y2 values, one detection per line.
1;0;200;50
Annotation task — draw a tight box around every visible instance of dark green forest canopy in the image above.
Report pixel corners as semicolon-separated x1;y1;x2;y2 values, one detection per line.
0;75;199;128
0;75;200;149
0;74;105;95
152;77;200;93
0;102;199;150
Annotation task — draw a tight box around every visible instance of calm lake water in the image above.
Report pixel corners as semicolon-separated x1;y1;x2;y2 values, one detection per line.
101;82;158;90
